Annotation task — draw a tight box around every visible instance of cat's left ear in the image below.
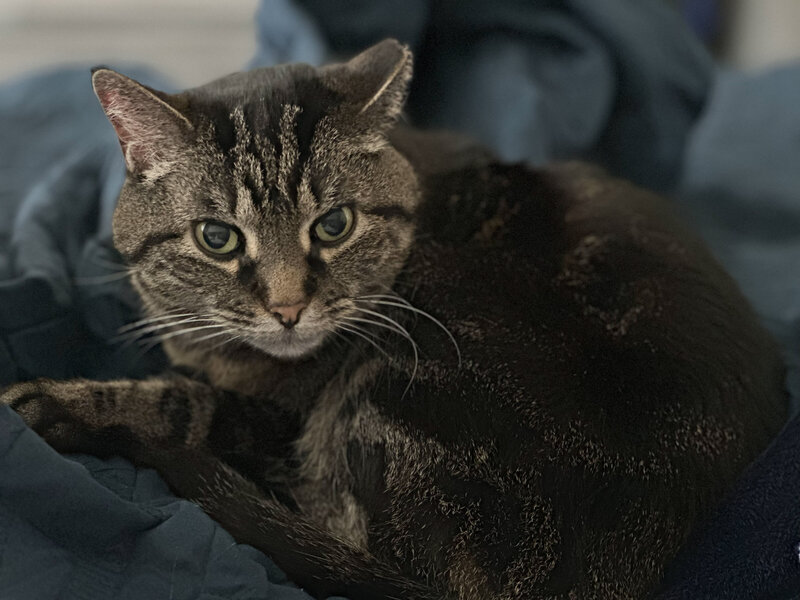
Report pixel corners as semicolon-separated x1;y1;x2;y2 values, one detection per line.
324;39;412;140
92;68;193;179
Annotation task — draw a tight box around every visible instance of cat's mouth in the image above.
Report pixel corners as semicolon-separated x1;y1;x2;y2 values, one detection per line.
246;326;328;360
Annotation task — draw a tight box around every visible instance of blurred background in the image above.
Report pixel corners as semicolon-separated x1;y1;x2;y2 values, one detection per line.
1;0;800;86
0;0;258;87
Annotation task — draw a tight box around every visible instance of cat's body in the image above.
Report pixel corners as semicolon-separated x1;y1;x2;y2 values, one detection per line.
2;41;787;599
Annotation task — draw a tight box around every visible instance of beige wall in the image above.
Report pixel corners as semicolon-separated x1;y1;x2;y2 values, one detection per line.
0;0;258;86
723;0;800;69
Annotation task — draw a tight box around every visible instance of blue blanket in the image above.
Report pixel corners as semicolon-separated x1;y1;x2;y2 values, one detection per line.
2;1;800;597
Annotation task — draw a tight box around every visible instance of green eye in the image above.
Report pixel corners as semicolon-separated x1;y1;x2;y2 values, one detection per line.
194;221;241;256
313;206;354;244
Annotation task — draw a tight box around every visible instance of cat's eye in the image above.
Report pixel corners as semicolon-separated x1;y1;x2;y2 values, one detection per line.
194;221;241;256
312;207;354;245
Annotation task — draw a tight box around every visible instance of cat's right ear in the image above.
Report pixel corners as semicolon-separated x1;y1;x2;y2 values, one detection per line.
91;68;193;179
323;39;412;147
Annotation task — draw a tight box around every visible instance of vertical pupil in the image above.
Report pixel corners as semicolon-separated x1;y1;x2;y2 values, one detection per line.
322;210;345;236
204;224;230;248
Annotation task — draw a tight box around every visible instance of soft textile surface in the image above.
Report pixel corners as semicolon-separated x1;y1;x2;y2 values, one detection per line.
655;414;800;599
1;0;799;597
0;407;310;600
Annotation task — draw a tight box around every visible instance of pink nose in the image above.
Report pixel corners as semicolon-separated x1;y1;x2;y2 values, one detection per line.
270;302;307;328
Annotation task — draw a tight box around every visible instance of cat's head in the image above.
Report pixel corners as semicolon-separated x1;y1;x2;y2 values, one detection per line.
94;40;419;360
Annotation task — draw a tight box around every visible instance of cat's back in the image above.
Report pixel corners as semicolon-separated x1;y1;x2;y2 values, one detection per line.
352;156;786;597
402;159;784;461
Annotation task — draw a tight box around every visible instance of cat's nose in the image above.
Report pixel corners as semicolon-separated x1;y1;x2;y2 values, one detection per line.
270;301;307;329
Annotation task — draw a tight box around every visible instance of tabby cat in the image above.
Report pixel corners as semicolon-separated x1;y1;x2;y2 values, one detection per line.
1;40;787;599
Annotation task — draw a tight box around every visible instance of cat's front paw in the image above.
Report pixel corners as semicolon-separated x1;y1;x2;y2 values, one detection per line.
0;379;127;456
1;379;73;433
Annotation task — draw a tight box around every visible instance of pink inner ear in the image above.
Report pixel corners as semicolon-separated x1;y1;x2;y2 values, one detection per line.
97;88;132;155
96;84;168;173
93;71;189;175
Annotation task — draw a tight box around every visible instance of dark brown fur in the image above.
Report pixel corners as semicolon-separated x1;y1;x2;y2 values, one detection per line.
2;41;787;599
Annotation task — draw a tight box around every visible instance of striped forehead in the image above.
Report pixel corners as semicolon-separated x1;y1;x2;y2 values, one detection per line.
210;98;333;223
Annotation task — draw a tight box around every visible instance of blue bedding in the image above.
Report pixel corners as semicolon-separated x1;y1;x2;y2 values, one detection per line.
1;1;800;597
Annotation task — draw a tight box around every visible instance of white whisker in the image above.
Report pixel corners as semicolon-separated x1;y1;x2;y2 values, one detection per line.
340;313;419;399
113;316;216;345
191;329;233;344
341;314;417;350
205;332;245;353
356;295;462;366
326;327;358;354
335;322;392;361
149;323;226;344
88;254;134;272
117;311;196;334
138;323;227;354
75;270;137;286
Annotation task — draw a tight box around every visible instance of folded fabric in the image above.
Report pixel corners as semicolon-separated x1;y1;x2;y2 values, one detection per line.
0;66;170;387
289;0;714;191
677;65;800;409
0;405;318;600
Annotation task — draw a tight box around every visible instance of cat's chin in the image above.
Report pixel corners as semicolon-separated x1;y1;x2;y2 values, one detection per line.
247;329;327;361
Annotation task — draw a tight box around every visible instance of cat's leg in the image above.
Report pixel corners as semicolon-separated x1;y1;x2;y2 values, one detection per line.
1;376;305;497
1;376;250;457
1;378;444;600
